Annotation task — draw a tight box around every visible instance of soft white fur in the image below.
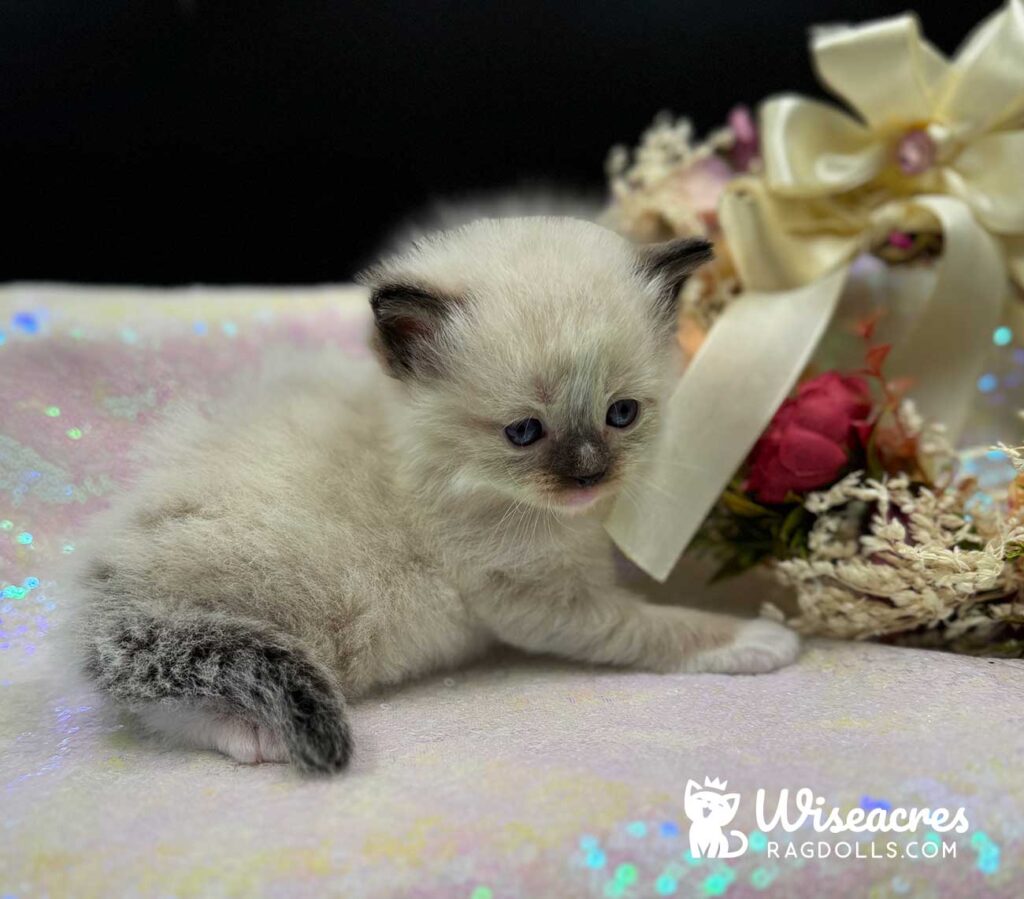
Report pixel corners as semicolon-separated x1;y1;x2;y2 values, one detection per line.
74;217;799;766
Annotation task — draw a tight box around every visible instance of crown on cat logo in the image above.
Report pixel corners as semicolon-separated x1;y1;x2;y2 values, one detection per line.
704;777;728;790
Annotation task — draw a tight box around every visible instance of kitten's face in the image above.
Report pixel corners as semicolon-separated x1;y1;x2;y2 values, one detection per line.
363;218;711;514
431;333;662;514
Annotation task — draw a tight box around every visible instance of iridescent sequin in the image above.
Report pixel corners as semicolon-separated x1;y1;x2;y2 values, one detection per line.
614;863;637;885
973;831;1001;874
978;373;998;393
13;311;40;333
655;873;678;894
994;326;1013;347
703;869;735;896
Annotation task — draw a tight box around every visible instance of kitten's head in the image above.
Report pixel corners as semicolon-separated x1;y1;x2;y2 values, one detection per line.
360;217;711;514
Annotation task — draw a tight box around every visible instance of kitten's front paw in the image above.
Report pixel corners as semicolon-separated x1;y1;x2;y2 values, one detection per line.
685;619;800;675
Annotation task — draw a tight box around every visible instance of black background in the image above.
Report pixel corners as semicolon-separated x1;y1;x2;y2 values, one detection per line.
1;1;996;284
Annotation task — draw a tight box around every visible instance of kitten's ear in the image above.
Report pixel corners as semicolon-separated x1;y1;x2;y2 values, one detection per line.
364;281;461;379
723;793;740;815
638;237;714;322
685;779;700;798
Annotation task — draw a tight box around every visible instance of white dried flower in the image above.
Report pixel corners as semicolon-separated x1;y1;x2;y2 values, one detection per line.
770;463;1024;647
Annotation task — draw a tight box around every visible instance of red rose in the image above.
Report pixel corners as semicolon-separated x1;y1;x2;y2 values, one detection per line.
745;372;872;503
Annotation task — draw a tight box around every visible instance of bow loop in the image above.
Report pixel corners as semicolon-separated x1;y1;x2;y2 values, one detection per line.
944;130;1024;234
936;0;1024;135
811;14;946;129
762;96;884;197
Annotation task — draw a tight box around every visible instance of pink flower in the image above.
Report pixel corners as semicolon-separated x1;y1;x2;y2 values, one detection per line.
746;373;872;503
727;105;760;172
664;155;734;221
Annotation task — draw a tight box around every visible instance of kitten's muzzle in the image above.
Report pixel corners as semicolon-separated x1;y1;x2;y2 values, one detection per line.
549;432;613;490
573;468;608;488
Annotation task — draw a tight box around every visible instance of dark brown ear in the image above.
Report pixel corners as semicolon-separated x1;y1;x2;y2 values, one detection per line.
367;282;459;379
638;237;714;321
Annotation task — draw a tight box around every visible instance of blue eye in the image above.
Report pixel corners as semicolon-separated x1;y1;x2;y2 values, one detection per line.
504;418;544;447
606;399;639;428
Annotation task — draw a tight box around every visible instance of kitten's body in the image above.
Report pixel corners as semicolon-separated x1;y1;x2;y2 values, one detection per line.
72;218;798;774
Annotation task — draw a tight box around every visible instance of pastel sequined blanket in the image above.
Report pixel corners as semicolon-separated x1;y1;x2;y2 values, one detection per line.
1;284;1022;898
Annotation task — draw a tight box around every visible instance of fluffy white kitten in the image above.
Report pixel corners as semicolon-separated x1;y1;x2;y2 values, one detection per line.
72;217;798;774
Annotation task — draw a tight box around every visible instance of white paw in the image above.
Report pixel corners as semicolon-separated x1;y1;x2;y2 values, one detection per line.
137;703;291;765
685;619;800;675
212;719;289;766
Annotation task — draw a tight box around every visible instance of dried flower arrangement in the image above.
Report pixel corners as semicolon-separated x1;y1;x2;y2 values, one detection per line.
689;334;1024;655
601;109;756;346
601;2;1024;654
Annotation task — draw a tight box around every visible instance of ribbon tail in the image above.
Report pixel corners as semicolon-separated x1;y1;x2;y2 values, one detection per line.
605;267;848;582
887;196;1007;440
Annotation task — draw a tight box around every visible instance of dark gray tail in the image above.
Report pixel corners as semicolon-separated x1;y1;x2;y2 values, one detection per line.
83;608;352;775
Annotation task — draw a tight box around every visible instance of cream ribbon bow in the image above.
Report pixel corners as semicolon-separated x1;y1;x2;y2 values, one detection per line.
607;0;1024;581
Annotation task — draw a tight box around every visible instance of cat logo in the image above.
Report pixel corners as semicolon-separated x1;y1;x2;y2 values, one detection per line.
684;777;749;859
